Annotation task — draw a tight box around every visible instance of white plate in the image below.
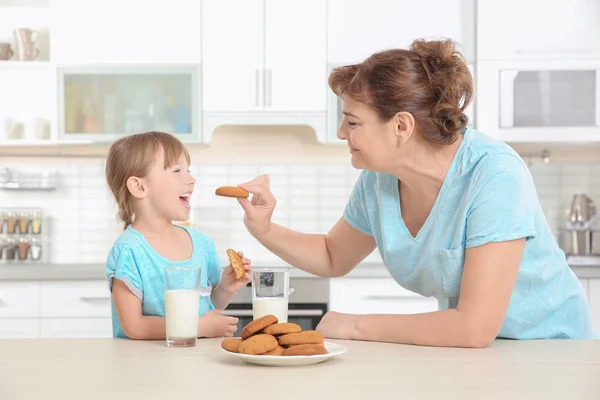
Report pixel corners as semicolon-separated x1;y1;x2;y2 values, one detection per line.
221;341;348;367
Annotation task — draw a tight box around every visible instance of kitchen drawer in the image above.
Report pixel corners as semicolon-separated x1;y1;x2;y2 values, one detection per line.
0;282;40;318
0;318;40;338
40;318;113;338
330;277;438;315
40;281;111;318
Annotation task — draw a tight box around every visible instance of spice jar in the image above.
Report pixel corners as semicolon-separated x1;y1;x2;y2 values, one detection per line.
31;211;42;234
18;212;30;234
4;237;16;260
29;237;42;261
0;211;5;234
6;212;17;234
18;237;29;260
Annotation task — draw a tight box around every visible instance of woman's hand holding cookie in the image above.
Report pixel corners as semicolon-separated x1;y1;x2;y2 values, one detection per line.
237;174;277;240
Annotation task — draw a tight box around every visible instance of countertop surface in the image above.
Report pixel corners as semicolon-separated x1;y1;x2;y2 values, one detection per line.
1;259;600;280
1;338;599;399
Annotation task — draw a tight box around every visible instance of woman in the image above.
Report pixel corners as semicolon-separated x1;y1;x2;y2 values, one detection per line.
236;38;597;347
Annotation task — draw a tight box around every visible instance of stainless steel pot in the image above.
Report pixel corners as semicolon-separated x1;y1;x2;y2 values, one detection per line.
560;229;600;255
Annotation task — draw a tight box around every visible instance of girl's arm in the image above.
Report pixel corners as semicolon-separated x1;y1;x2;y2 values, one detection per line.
112;279;166;340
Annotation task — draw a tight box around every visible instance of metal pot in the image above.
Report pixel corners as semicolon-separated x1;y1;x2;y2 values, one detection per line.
560;229;600;255
560;230;591;255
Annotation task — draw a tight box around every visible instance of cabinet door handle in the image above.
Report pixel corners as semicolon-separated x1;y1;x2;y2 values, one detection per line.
255;69;260;106
266;68;272;107
80;296;111;305
362;294;420;301
596;70;600;126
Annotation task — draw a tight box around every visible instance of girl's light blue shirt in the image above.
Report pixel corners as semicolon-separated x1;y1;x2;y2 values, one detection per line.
344;128;597;339
105;225;221;339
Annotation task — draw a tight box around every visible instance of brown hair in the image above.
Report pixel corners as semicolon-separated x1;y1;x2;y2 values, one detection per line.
105;131;191;230
328;38;473;145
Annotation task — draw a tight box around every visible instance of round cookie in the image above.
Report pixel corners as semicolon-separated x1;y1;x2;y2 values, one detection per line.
226;249;245;280
283;343;328;356
215;186;249;198
262;323;302;336
278;330;324;346
221;338;243;353
241;314;278;340
263;345;285;356
238;334;278;355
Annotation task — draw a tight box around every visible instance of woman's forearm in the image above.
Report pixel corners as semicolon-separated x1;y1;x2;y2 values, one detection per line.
351;310;497;348
258;223;337;277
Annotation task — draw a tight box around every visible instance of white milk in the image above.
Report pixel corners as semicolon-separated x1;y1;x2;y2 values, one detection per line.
164;290;200;338
252;297;288;322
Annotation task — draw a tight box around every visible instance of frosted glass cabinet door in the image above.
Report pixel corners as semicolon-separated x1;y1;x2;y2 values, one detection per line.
500;69;599;128
58;67;200;141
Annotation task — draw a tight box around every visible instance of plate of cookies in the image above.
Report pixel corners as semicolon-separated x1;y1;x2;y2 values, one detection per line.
220;315;347;367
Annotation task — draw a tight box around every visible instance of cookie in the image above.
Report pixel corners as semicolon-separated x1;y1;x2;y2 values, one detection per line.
278;330;324;346
215;186;249;198
221;338;243;353
226;249;245;280
283;343;328;356
241;314;278;340
238;334;278;355
263;345;285;356
262;323;302;336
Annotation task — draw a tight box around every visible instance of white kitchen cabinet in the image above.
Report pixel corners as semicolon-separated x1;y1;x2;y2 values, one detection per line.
202;0;326;113
0;282;40;318
50;0;202;64
588;279;600;333
264;0;327;112
0;319;40;339
329;277;438;315
201;0;263;113
327;0;472;64
40;280;111;318
580;278;589;297
57;65;200;141
40;318;112;338
477;0;600;61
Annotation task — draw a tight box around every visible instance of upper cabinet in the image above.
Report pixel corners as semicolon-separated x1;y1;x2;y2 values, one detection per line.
49;0;202;64
202;0;327;113
477;0;600;61
57;66;200;142
201;0;328;143
327;0;473;65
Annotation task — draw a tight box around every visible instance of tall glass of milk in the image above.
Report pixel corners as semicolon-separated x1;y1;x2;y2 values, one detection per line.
163;267;200;348
251;268;289;322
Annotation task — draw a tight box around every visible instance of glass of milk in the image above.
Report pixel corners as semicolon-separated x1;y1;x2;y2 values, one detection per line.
251;268;289;322
163;267;201;348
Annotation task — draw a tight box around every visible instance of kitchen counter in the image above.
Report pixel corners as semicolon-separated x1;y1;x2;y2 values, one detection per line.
2;260;600;280
1;338;599;399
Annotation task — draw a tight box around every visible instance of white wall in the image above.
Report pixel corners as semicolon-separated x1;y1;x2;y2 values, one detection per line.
1;126;600;267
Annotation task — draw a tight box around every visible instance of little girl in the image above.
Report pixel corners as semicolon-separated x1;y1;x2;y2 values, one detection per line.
104;131;251;339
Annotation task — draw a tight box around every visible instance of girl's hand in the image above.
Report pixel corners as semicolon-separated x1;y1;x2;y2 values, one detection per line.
237;174;277;240
198;309;239;338
221;251;251;294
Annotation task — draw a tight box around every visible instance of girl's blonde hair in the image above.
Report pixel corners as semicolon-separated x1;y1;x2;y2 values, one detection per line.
105;131;191;230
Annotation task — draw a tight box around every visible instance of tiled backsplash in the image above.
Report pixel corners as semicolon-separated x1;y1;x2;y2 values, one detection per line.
0;158;599;266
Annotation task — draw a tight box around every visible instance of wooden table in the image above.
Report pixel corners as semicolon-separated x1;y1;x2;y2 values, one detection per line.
1;338;599;399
